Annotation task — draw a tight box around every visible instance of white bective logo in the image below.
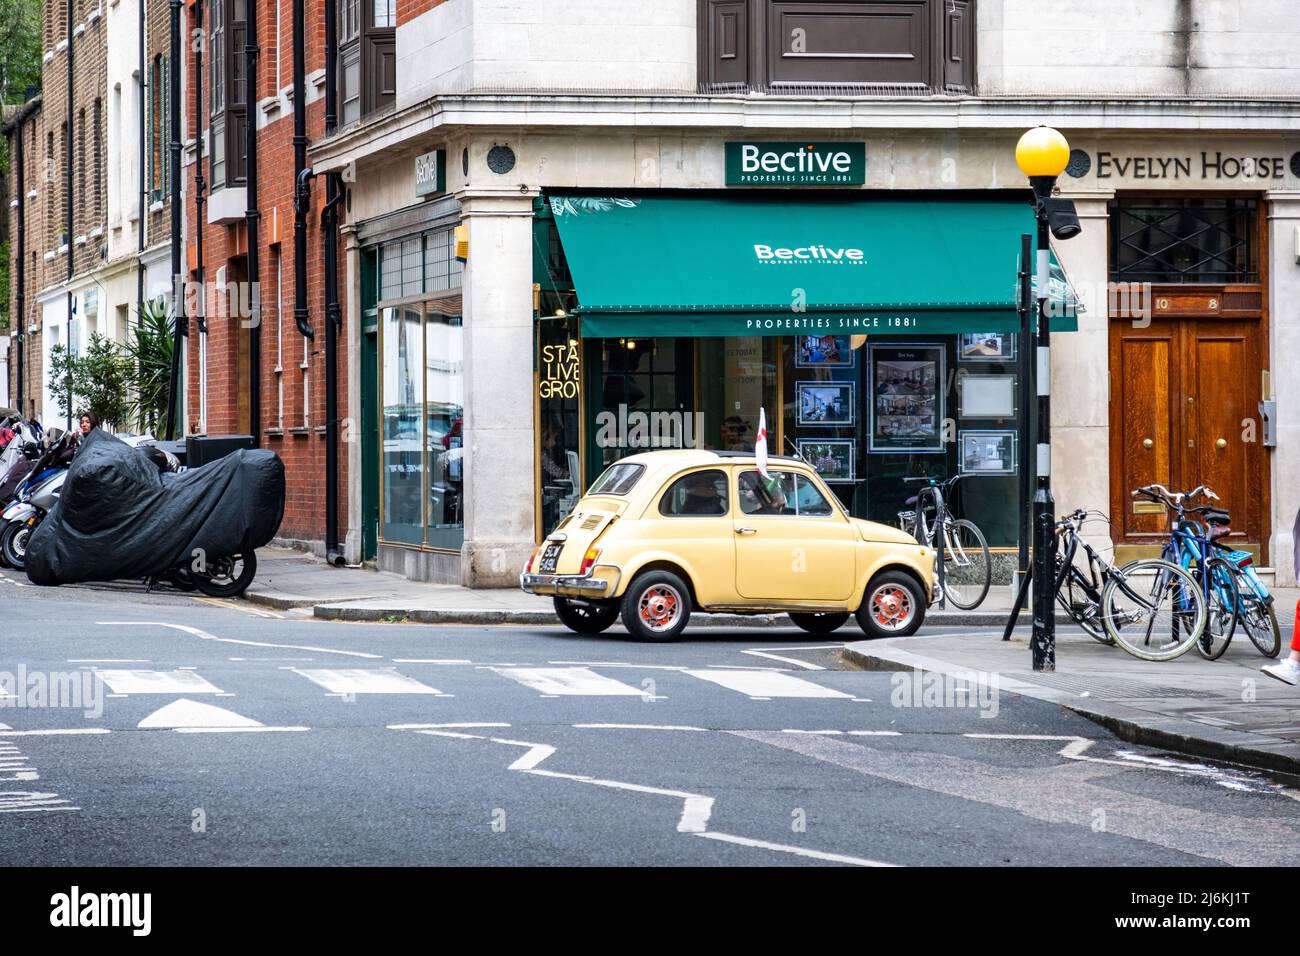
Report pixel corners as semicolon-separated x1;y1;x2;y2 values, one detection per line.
753;244;866;264
741;144;852;175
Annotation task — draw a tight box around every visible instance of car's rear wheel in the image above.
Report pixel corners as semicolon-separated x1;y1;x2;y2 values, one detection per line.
855;571;926;639
788;612;850;634
553;597;619;635
620;570;692;642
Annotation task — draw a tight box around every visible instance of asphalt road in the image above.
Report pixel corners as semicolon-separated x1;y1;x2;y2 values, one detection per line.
1;569;1297;867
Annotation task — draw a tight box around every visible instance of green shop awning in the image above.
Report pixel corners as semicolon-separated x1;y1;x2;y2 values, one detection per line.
547;193;1079;337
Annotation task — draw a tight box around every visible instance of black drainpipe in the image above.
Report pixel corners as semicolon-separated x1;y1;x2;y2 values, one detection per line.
136;0;145;324
321;0;343;565
163;0;187;441
291;0;314;343
193;0;207;337
64;0;74;432
244;0;261;446
14;109;27;417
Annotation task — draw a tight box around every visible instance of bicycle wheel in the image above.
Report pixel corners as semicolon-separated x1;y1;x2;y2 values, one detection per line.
940;518;991;610
1193;557;1238;661
1101;559;1206;661
1238;592;1282;658
1055;559;1113;645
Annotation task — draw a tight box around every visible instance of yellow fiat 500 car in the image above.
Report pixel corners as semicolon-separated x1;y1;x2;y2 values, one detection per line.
520;449;934;641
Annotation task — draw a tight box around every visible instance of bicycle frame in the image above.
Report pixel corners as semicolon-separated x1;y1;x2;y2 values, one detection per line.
1161;524;1236;619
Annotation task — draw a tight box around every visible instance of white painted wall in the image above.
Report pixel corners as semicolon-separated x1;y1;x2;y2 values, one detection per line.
979;0;1300;97
105;0;142;263
396;0;696;105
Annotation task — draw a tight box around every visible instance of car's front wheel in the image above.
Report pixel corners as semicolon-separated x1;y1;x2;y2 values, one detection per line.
788;612;850;634
855;571;926;638
620;570;692;642
553;597;620;634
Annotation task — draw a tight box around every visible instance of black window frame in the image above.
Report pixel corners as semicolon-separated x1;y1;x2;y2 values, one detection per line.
339;0;395;125
698;0;976;95
208;0;247;190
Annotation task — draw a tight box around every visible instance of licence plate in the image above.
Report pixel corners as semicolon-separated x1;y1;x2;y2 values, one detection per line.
538;542;564;574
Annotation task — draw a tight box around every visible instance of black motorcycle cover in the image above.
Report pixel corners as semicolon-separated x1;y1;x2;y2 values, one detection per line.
25;430;285;585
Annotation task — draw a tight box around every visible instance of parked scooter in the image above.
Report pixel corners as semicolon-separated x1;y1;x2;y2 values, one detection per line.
0;433;73;570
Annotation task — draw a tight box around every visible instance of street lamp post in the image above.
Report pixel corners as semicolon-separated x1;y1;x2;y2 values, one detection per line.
1015;126;1076;673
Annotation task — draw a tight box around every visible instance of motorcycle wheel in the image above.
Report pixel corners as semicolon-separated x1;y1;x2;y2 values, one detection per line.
1;521;32;572
193;552;258;598
0;521;9;568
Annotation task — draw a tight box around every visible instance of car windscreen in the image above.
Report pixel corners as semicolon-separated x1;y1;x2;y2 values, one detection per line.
588;462;645;496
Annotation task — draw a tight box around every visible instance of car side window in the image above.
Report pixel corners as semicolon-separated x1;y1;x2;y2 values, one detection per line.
794;475;834;516
738;470;796;516
659;469;729;517
739;470;834;517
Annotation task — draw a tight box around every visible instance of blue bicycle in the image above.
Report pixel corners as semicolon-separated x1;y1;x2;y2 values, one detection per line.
1137;484;1282;659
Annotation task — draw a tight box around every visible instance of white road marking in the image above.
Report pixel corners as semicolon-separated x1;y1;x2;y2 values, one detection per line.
573;724;709;732
174;726;309;734
68;659;151;663
138;699;262;729
0;793;78;813
95;669;224;695
392;659;473;665
685;669;851;699
291;668;444;695
547;661;688;671
0;728;111;737
847;730;902;736
193;597;282;619
497;740;557;771
493;667;653;697
388;722;511;730
694;831;896;867
417;730;483;741
96;621;382;659
741;650;825;671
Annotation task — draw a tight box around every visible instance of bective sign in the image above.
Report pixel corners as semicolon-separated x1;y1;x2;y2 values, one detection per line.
414;149;447;197
726;142;866;186
753;244;866;264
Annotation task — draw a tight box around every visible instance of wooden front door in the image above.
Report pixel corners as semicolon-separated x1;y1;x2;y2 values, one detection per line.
1109;288;1270;562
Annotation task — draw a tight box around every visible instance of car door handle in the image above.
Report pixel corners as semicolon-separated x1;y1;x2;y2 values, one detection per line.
735;527;757;535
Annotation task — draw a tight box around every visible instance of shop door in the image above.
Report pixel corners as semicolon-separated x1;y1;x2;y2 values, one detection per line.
1109;300;1269;561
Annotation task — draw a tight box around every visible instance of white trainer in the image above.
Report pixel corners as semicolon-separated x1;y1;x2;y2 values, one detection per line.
1261;658;1300;686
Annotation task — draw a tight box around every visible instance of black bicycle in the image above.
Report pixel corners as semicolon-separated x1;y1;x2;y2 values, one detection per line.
1053;508;1207;661
897;474;991;610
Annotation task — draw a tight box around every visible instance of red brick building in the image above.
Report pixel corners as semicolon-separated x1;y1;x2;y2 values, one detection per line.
184;0;346;556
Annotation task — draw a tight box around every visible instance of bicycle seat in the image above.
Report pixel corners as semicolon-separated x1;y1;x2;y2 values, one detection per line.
905;496;919;507
1208;524;1233;540
1202;508;1231;524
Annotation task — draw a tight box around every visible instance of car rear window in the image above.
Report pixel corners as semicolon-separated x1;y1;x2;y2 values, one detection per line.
589;462;645;496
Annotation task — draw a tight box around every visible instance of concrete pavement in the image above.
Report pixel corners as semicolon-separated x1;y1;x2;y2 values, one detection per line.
844;626;1300;777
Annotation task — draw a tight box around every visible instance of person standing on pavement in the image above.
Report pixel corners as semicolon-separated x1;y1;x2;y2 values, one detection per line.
1262;507;1300;685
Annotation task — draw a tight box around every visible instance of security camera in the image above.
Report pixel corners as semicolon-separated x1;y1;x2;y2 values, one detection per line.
1044;197;1081;241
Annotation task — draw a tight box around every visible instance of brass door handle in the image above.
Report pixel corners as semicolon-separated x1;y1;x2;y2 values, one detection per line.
1216;438;1227;449
735;527;757;535
1142;438;1154;450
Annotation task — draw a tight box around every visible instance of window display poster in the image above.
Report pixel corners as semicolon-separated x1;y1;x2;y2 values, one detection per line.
797;439;856;482
869;344;944;452
959;430;1018;475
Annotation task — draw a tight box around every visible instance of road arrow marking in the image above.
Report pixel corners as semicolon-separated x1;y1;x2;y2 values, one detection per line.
96;621;382;659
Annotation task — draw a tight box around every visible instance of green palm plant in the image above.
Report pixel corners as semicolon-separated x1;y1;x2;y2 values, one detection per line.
122;298;175;435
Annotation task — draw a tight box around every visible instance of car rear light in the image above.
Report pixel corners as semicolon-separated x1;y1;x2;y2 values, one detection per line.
579;548;600;575
524;547;540;574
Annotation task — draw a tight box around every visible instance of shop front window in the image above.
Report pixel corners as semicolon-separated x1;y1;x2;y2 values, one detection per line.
591;337;694;477
697;337;778;452
538;315;582;536
381;305;425;545
425;311;464;549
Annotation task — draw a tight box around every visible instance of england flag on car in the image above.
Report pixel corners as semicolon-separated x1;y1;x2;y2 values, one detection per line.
755;408;769;478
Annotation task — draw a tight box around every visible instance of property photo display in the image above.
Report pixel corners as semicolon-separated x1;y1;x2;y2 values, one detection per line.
795;334;854;368
958;373;1017;419
869;344;944;452
959;430;1018;475
796;381;855;426
797;439;856;482
958;332;1016;362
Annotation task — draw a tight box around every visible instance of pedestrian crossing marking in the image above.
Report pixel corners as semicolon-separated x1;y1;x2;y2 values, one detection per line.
491;667;650;697
684;669;852;699
138;699;263;729
94;669;225;695
291;668;444;696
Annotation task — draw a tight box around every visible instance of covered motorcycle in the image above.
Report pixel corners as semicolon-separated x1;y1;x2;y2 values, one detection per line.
25;430;284;595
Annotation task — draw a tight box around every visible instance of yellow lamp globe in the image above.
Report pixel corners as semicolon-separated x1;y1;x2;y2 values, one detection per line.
1015;126;1071;179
